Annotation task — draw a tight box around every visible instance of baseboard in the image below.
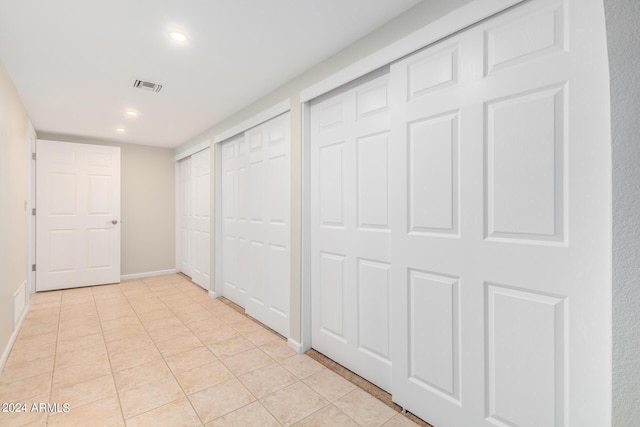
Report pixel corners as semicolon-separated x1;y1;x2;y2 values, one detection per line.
208;290;218;299
120;269;177;281
288;338;303;354
1;294;29;374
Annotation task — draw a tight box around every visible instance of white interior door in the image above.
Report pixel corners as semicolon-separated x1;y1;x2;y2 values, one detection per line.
310;72;393;391
36;140;121;291
191;148;211;289
221;135;247;306
389;0;610;425
220;113;291;337
178;148;210;290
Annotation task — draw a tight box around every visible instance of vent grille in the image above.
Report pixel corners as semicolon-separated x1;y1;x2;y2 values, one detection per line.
132;79;163;93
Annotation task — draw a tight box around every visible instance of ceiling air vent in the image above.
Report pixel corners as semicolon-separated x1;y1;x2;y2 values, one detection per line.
132;79;163;93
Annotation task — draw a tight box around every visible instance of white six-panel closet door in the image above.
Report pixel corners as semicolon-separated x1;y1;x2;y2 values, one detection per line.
389;0;610;425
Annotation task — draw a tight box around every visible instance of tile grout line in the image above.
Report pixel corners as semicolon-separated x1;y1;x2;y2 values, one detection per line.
120;277;207;425
93;284;129;427
46;291;63;426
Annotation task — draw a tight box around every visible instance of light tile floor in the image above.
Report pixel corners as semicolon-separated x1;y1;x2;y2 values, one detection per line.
0;274;420;427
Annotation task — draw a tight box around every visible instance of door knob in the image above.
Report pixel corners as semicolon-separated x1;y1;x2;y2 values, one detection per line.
111;220;118;225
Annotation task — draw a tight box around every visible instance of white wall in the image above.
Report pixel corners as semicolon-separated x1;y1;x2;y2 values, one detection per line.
39;133;176;277
605;0;640;425
0;59;30;361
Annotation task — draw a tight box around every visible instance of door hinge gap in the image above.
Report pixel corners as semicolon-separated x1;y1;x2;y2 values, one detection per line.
32;153;36;160
32;208;36;216
31;264;36;272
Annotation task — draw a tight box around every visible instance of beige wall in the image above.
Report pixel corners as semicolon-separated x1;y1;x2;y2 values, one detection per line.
39;133;176;277
175;0;474;343
0;59;30;356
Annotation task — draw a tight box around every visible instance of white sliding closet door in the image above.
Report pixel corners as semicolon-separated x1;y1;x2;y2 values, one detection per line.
308;0;610;425
179;147;210;290
310;73;393;391
221;135;247;307
221;113;290;337
388;0;608;425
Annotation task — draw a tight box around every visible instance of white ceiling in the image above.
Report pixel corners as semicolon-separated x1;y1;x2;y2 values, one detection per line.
0;0;420;148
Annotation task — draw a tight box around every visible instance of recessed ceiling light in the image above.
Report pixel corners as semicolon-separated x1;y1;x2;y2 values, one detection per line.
126;111;137;117
116;128;126;133
169;31;188;42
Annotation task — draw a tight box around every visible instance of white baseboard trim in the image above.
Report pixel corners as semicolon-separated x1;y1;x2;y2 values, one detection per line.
120;269;177;281
13;281;27;326
0;298;29;374
288;338;303;354
208;290;218;299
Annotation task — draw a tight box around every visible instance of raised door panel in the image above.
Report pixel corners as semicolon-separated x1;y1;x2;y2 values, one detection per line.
390;1;610;426
36;140;120;290
311;73;392;391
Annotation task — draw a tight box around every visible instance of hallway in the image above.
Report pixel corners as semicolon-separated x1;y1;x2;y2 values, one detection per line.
0;274;420;426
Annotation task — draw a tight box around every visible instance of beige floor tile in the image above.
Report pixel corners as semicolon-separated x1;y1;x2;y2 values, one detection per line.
222;348;274;376
260;340;296;361
125;397;202;427
15;322;58;339
0;373;52;403
230;319;264;335
5;343;56;368
47;395;122;427
293;404;359;427
56;332;104;353
206;401;279;427
176;308;216;324
175;360;234;395
209;335;254;358
280;355;325;379
188;378;255;423
383;414;420;426
57;320;101;340
260;382;328;426
0;394;49;427
238;362;298;399
148;325;192;343
110;344;162;372
13;331;58;350
217;311;247;325
334;389;397;427
30;291;62;304
155;335;204;357
54;344;109;370
53;357;112;389
102;323;147;342
303;369;357;402
113;359;172;393
105;333;154;356
97;307;136;322
0;355;54;384
142;316;184;332
119;376;184;419
164;347;219;374
244;329;281;346
196;326;239;346
136;308;175;322
51;374;116;408
185;317;222;335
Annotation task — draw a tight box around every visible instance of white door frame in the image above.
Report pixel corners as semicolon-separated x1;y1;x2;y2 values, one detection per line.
299;0;526;353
